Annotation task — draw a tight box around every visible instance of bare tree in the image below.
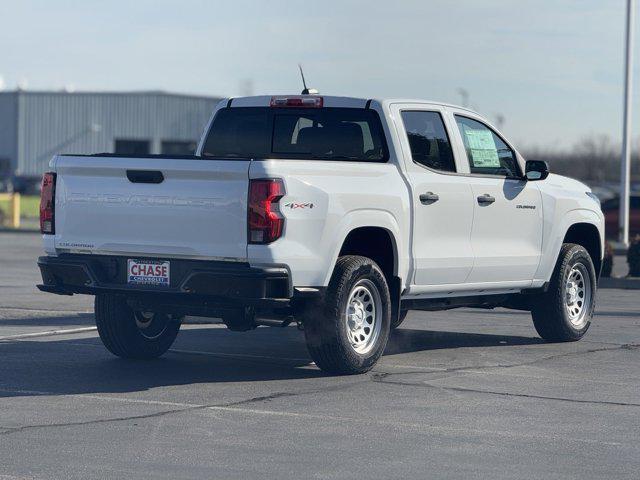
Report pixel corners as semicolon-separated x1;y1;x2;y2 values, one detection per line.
524;134;639;185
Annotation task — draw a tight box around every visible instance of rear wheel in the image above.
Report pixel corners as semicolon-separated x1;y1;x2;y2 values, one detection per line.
95;294;181;358
303;256;391;375
531;244;596;341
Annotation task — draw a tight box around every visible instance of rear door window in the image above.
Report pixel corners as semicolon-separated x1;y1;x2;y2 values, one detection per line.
201;107;388;162
401;111;456;172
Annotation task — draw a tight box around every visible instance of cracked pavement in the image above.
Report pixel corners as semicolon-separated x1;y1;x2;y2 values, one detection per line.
1;232;639;479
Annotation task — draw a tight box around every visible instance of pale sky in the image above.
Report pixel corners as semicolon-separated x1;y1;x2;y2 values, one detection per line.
1;0;638;151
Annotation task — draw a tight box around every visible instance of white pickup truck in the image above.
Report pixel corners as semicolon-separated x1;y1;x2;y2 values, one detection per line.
38;94;604;374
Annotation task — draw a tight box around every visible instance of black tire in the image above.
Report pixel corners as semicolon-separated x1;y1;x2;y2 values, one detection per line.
391;310;409;330
303;255;391;375
531;243;596;342
95;294;181;359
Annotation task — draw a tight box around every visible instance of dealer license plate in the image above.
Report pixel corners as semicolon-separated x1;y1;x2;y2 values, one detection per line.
127;259;170;286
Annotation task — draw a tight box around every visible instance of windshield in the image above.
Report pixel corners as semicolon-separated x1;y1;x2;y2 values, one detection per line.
201;107;388;162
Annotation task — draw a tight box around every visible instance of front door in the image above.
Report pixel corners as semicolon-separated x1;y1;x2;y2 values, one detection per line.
451;114;543;284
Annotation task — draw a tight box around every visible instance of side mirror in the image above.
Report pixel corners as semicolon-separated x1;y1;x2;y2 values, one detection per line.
525;160;549;181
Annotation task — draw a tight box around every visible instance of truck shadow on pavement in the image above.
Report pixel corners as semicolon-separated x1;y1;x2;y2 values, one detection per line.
0;324;545;398
385;328;544;355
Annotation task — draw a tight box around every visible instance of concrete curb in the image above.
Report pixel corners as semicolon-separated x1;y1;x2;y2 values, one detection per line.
600;277;640;289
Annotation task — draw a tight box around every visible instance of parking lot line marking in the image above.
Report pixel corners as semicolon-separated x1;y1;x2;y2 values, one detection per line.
0;327;97;341
0;306;92;314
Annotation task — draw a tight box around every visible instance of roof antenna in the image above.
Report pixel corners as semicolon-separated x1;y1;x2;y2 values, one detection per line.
298;64;319;95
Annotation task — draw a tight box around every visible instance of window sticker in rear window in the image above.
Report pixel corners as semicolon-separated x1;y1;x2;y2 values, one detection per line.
463;127;500;168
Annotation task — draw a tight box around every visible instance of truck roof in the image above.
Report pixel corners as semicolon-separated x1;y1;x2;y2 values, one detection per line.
224;95;480;115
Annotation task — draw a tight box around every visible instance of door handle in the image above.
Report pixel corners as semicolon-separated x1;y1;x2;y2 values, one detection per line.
477;194;495;205
126;170;164;184
419;192;439;204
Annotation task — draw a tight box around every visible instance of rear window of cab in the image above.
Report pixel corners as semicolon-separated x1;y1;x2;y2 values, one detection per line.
201;107;388;162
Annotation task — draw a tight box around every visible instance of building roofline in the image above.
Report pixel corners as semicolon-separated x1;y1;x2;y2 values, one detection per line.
0;89;222;102
0;91;476;113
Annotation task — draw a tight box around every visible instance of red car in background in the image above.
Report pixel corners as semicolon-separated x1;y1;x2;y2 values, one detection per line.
602;193;640;239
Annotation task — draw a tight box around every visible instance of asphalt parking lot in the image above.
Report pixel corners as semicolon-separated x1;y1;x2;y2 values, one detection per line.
1;232;639;479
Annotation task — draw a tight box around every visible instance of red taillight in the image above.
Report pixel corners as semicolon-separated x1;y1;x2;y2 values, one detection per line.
40;172;56;234
270;96;323;108
248;179;285;244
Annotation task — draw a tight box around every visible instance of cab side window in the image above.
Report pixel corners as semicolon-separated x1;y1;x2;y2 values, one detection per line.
401;111;456;173
454;115;520;177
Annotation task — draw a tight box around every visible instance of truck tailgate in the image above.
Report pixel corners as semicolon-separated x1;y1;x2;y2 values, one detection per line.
53;156;249;260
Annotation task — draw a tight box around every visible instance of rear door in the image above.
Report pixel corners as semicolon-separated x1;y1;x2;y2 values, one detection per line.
54;156;250;260
392;104;475;286
450;113;543;283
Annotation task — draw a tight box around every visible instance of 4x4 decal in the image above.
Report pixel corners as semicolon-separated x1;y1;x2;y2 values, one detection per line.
284;202;314;209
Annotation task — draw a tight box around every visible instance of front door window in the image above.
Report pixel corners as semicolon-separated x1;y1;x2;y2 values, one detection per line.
454;115;520;178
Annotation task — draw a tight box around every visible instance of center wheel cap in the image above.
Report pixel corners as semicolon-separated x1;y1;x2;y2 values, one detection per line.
348;303;365;330
353;304;364;326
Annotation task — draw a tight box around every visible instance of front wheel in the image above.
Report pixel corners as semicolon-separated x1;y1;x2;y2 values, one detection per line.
530;244;597;341
95;294;181;359
303;255;391;375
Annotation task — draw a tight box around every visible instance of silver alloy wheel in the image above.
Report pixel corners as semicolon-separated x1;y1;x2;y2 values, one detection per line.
564;263;591;328
134;311;171;340
345;279;382;355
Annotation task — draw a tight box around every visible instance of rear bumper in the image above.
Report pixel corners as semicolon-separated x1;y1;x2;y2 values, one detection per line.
37;254;292;310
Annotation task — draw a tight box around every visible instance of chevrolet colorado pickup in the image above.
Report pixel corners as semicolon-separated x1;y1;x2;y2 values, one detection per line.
37;95;604;374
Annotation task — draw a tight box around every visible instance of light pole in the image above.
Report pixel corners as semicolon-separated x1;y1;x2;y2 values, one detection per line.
619;0;635;247
457;88;469;108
